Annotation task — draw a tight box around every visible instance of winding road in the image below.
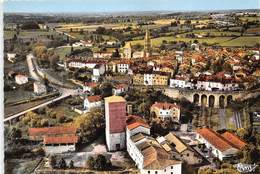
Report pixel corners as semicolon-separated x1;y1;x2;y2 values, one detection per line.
4;53;80;122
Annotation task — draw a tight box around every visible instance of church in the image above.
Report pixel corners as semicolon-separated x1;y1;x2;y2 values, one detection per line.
123;28;153;59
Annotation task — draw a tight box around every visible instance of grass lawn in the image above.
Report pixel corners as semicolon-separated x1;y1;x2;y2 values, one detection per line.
220;36;260;47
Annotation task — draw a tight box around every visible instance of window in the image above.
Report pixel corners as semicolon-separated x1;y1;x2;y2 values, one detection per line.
171;166;173;169
155;171;158;174
148;171;150;174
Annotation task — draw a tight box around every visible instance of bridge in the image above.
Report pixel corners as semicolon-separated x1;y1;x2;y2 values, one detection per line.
164;88;260;108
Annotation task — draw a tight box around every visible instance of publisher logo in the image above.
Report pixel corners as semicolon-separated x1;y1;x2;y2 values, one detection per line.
234;163;258;173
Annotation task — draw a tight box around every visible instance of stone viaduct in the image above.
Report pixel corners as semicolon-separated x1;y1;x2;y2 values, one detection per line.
164;88;251;108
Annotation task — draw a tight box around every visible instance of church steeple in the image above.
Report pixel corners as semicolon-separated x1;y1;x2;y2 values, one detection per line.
144;27;151;57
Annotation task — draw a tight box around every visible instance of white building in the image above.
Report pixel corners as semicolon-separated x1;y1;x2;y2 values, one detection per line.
150;102;181;122
147;60;156;67
34;81;47;95
113;84;128;95
7;53;16;63
133;51;144;58
197;81;239;91
83;95;102;111
105;96;127;151
93;52;113;59
170;78;194;89
15;74;28;85
82;82;98;93
92;64;105;82
43;135;78;154
28;126;78;154
126;115;182;174
144;74;154;86
93;64;105;76
196;128;246;161
68;60;101;69
117;63;130;74
72;42;85;47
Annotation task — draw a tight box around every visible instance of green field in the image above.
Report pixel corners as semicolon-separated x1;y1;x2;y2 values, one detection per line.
127;36;233;46
177;29;242;37
52;46;86;59
4;30;58;40
239;16;260;22
127;35;259;47
221;36;260;47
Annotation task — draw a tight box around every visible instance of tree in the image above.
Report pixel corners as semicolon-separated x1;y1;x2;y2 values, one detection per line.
79;29;84;35
49;54;59;68
69;160;74;169
100;83;113;98
9;127;22;140
58;158;67;169
33;45;48;60
21;22;40;30
96;27;106;35
95;154;108;170
49;155;57;169
87;156;95;169
13;34;17;42
241;145;259;163
111;49;120;58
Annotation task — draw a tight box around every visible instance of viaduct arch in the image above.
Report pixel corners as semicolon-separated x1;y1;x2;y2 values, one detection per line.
191;93;235;108
164;88;246;108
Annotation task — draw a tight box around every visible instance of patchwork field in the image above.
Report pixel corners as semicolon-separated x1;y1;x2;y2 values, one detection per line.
57;23;132;32
127;35;259;47
221;36;260;47
4;30;58;40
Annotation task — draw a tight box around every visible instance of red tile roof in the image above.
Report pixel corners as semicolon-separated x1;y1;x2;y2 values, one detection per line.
151;102;180;110
196;128;235;152
114;83;128;89
126;115;150;130
43;135;78;144
221;131;247;150
28;126;77;137
85;82;98;87
86;95;102;103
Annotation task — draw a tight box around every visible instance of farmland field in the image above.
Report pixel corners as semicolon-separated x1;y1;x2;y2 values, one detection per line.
176;29;242;37
57;23;132;32
221;36;260;47
126;36;234;47
4;30;58;40
52;46;86;59
127;35;259;47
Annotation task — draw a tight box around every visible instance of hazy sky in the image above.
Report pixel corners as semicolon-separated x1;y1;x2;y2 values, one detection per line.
3;0;259;13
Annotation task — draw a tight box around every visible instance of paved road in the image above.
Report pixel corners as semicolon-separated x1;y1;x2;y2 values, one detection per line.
4;89;79;122
219;109;226;129
27;54;41;81
4;54;80;122
28;53;74;88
